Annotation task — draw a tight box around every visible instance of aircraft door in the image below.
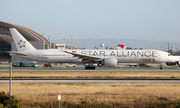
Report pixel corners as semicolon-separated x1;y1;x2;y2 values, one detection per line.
158;52;161;59
38;52;42;60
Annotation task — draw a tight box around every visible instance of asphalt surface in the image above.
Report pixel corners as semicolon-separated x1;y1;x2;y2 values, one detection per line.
1;78;180;83
0;69;180;73
1;69;180;83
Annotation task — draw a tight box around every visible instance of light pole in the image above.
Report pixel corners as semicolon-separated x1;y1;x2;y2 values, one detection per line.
58;95;61;108
9;65;12;95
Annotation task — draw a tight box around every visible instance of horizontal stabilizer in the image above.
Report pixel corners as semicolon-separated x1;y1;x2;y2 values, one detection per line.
6;51;29;56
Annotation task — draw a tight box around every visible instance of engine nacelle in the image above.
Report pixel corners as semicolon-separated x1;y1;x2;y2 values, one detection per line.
166;62;177;66
102;58;117;67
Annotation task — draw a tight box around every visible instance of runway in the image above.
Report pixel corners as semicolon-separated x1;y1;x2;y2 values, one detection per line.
0;69;180;73
1;69;180;83
0;78;180;83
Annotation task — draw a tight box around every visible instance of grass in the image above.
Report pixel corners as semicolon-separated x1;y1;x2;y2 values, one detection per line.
1;72;180;78
1;83;180;107
1;70;180;107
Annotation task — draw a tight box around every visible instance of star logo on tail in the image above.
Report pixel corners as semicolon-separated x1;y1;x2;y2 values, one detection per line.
17;39;26;48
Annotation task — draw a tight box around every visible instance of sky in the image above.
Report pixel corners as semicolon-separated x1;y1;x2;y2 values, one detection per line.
1;0;180;42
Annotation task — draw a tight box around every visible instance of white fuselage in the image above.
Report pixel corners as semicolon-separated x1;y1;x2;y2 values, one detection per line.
9;28;177;67
14;49;175;64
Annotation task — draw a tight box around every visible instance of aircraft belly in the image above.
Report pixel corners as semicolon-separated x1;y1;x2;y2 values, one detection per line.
45;57;67;63
22;55;81;63
43;57;80;63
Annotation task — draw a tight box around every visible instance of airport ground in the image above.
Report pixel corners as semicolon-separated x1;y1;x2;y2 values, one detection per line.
1;83;180;107
1;65;180;107
1;70;180;79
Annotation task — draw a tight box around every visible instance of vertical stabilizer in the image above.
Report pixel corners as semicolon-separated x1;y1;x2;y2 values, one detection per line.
115;44;127;50
10;28;36;51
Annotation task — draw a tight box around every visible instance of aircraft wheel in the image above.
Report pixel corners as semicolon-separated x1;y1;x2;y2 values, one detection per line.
85;67;88;70
85;66;96;70
160;67;163;70
85;66;90;70
90;66;95;70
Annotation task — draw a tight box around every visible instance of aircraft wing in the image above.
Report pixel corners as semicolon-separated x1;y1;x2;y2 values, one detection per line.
64;51;102;61
6;51;29;56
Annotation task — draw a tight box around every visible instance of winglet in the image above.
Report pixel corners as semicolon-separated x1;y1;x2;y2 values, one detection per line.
9;28;36;51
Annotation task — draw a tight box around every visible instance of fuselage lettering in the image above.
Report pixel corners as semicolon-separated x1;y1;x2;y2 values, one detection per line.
100;51;105;57
93;51;98;56
110;51;116;57
152;51;157;57
87;51;92;55
130;51;136;57
144;51;151;57
137;51;143;57
79;50;158;58
81;51;86;55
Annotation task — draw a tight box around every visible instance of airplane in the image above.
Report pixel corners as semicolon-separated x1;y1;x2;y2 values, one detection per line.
7;28;180;70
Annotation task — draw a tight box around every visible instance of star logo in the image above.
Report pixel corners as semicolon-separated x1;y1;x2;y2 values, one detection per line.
17;39;26;48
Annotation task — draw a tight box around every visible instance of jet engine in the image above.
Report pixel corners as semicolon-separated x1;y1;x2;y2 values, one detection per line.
102;58;117;67
166;61;180;67
177;61;180;67
166;62;177;66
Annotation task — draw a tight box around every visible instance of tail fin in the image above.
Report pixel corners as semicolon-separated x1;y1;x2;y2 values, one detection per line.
115;44;127;50
9;28;36;51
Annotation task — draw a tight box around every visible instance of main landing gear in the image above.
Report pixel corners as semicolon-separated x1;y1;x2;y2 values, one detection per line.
160;66;163;70
85;66;96;70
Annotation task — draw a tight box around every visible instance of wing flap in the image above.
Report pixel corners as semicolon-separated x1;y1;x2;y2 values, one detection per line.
64;51;102;60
